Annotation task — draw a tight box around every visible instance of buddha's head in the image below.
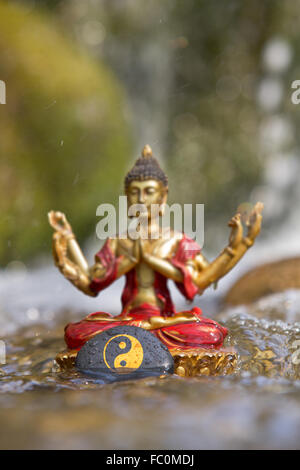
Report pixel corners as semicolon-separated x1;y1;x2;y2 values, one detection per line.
125;145;168;220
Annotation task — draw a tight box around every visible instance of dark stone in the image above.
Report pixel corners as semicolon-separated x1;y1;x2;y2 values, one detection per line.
75;325;174;382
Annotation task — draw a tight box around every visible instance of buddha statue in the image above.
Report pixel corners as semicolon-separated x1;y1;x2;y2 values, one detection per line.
49;145;263;375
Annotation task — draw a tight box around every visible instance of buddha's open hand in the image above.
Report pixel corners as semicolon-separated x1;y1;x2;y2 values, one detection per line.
227;202;263;253
48;210;95;296
228;213;243;250
191;202;264;292
48;211;73;238
246;202;264;242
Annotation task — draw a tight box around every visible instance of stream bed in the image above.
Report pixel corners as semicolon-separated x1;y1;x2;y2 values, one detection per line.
1;265;300;449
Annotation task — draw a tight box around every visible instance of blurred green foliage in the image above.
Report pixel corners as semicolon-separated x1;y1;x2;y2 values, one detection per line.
0;0;132;263
53;0;298;245
84;0;268;218
166;1;268;209
53;0;279;240
2;0;300;262
165;0;292;228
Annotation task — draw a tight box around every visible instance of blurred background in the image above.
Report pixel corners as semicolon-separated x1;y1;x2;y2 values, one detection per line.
2;0;300;451
1;0;300;266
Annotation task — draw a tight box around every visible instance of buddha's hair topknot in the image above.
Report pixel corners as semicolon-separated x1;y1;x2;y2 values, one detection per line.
124;145;168;190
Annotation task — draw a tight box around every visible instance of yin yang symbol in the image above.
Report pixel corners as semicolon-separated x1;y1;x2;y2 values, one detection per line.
103;334;144;372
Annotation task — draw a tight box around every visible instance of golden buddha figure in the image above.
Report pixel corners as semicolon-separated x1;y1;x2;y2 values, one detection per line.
49;145;263;376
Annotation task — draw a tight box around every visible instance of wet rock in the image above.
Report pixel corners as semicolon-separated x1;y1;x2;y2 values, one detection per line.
224;257;300;305
75;325;174;382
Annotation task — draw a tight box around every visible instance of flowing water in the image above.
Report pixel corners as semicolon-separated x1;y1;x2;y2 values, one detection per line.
2;0;300;450
1;247;300;449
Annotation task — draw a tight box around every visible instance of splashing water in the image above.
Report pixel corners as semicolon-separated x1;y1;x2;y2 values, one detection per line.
1;262;300;448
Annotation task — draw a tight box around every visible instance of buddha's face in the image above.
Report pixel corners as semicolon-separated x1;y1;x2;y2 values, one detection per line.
126;179;168;219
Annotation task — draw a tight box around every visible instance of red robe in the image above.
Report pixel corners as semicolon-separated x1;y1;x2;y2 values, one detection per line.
65;235;227;351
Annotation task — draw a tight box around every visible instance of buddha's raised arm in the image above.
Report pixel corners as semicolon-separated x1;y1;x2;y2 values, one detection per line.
48;211;138;296
187;202;263;292
140;202;263;297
